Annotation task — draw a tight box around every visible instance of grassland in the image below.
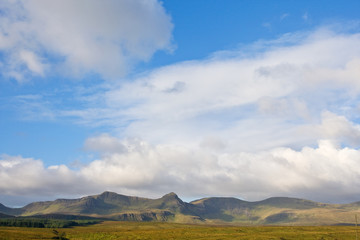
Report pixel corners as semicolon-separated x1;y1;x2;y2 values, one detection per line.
0;221;359;240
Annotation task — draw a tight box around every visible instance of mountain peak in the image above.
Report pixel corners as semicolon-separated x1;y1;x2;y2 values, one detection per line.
161;192;183;203
162;192;178;198
99;191;119;198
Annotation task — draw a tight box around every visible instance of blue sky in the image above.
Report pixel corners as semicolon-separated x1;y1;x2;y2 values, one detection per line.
1;0;360;206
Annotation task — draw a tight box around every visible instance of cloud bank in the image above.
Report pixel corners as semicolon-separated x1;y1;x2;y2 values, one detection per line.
2;136;360;206
0;0;173;82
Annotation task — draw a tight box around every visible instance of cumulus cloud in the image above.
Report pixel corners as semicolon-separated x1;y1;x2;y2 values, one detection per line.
0;0;173;81
316;111;360;146
0;155;87;197
2;136;360;206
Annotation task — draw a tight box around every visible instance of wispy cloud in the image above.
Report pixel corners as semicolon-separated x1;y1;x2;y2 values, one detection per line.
11;95;56;121
280;13;290;21
262;22;272;30
302;12;309;21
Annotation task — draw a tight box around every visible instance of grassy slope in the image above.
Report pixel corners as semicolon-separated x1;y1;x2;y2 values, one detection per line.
191;197;360;225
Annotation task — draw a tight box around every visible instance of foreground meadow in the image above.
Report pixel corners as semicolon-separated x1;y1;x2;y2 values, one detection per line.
0;221;359;240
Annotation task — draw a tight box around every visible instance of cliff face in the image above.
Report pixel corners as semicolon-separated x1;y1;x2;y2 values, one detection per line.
112;211;174;221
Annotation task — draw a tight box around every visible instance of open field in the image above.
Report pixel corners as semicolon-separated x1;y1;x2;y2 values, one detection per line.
0;221;360;240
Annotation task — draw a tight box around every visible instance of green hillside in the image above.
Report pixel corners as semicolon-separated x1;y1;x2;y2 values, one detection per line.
1;192;360;225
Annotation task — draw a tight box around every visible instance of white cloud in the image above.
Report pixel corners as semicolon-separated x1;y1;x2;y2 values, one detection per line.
257;97;310;120
2;136;360;205
84;133;127;154
59;28;360;152
316;111;360;146
19;50;45;76
0;155;86;196
0;0;173;81
200;136;227;152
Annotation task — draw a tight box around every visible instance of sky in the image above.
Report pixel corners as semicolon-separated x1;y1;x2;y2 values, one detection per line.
1;0;360;207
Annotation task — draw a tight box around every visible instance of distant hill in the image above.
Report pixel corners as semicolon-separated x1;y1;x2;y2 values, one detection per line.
1;192;360;225
0;203;21;216
0;212;14;218
189;196;343;225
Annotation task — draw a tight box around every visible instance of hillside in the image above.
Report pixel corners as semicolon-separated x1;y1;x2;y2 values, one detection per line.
0;212;14;218
190;196;348;225
1;192;360;225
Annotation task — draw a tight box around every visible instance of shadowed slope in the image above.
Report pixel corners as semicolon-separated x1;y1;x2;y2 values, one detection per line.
0;203;22;216
0;212;14;218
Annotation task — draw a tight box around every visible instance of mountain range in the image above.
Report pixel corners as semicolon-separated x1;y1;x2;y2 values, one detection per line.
1;192;360;225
